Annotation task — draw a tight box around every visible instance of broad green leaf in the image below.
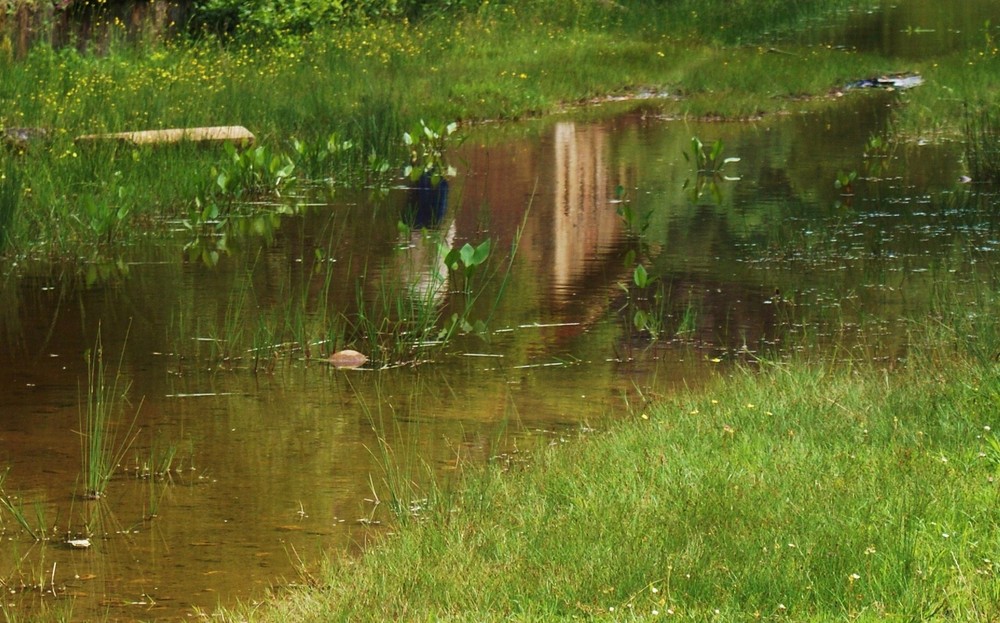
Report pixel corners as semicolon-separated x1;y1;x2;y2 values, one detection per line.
444;248;461;270
710;139;724;162
633;264;648;288
633;309;648;331
472;239;491;266
459;242;475;267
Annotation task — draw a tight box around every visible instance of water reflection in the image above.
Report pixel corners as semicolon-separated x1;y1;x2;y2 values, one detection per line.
396;178;456;313
405;174;450;229
808;0;1000;58
551;121;626;301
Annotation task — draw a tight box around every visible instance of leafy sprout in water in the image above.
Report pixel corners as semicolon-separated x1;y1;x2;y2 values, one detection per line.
403;120;461;187
443;239;491;287
834;169;857;194
614;184;653;236
683;136;740;203
212;142;297;200
683;136;741;176
440;238;492;336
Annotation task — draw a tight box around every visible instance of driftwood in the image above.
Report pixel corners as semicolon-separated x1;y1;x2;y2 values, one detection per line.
75;125;255;148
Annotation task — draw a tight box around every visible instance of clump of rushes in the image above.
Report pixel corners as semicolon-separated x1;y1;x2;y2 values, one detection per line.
79;330;141;500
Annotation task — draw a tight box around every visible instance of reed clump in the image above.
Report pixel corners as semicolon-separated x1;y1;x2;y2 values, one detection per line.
79;331;140;500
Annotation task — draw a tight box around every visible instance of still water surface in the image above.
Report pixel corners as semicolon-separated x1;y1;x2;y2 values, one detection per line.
2;2;1000;620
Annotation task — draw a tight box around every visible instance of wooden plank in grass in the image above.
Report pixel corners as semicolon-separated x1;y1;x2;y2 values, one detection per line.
76;125;255;148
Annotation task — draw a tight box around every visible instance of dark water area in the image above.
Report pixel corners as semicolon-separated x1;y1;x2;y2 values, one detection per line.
807;0;1000;58
3;1;1000;621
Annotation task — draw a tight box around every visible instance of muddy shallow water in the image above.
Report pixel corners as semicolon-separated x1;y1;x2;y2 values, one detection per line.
3;2;1000;620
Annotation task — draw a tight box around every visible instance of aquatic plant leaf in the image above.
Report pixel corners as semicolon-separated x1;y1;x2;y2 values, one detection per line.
633;264;649;288
633;309;649;332
709;139;724;163
459;242;475;267
444;247;461;270
471;239;491;266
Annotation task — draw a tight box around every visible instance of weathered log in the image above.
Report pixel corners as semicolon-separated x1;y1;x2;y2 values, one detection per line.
75;125;255;148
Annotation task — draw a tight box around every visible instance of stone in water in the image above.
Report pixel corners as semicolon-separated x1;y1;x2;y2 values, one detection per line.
328;350;368;369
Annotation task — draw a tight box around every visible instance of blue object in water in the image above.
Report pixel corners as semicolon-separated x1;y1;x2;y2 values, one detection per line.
407;173;449;228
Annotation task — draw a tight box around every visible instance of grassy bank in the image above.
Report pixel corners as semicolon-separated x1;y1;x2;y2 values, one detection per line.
0;0;896;263
218;314;1000;621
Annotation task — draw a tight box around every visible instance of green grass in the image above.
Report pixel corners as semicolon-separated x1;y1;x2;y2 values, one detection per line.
214;318;1000;621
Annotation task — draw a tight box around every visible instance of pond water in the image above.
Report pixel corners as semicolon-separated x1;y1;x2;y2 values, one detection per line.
3;1;1000;621
807;0;999;58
